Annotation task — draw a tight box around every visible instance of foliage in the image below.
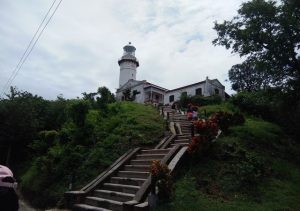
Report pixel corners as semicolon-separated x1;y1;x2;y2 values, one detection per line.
122;88;141;101
213;0;300;92
19;101;164;209
178;92;222;109
211;111;245;133
198;103;240;119
229;60;272;92
188;136;212;155
230;90;300;142
190;95;222;107
82;86;115;109
67;100;90;127
157;113;300;211
156;161;300;211
96;86;115;109
193;119;219;138
188;111;245;156
0;87;49;167
150;160;174;202
229;91;276;120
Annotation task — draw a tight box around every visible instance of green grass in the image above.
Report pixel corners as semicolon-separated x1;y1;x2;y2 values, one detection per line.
198;103;240;119
156;161;300;211
156;104;300;211
21;102;165;209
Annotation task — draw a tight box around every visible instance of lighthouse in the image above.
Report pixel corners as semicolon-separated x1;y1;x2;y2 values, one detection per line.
118;42;139;88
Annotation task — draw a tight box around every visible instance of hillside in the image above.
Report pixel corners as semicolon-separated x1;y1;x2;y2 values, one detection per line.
20;101;165;209
156;104;300;211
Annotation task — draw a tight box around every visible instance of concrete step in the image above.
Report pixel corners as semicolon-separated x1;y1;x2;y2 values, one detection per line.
175;138;189;142
118;171;149;179
73;203;112;211
123;165;150;171
130;159;154;165
181;131;191;134
140;149;170;154
174;139;190;144
110;177;146;186
171;143;189;147
136;154;165;160
93;189;134;202
177;135;191;138
103;183;140;194
85;196;123;211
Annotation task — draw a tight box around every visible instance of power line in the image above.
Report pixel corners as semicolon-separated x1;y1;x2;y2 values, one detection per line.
1;0;63;98
0;0;58;96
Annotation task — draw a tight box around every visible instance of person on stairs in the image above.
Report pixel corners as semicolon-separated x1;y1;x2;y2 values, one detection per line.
187;103;193;120
0;165;19;211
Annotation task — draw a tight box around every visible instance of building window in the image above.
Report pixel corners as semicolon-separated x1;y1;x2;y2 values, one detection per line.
169;95;174;102
181;91;187;96
215;89;219;95
195;88;202;95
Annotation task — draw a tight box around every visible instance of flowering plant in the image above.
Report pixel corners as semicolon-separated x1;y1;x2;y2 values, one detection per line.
188;118;218;155
150;160;173;201
193;119;219;138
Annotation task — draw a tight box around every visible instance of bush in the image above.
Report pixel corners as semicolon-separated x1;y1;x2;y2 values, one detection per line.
229;91;275;120
190;95;222;106
150;160;174;202
21;101;165;209
210;111;245;133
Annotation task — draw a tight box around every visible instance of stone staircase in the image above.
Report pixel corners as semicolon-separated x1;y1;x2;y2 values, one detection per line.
65;106;192;211
162;106;193;148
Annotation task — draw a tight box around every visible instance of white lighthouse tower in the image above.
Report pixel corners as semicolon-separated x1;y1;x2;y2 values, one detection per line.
118;42;139;88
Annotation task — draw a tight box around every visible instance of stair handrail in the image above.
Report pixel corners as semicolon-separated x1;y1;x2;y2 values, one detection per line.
64;147;141;208
123;145;181;210
160;134;177;149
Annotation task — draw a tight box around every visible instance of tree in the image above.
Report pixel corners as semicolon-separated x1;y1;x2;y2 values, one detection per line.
213;0;300;92
122;88;140;101
96;86;115;109
229;59;272;91
0;87;48;166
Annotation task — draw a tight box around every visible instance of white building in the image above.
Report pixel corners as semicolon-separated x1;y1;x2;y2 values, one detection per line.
116;43;226;104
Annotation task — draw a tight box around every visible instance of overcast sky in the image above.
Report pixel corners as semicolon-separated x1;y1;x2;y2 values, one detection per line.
0;0;246;99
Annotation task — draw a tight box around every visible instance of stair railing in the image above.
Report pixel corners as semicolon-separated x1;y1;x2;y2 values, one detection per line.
64;147;141;209
123;145;181;211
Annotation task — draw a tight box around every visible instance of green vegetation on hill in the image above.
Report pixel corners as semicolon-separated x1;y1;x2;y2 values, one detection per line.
156;104;300;211
0;87;165;209
20;101;164;208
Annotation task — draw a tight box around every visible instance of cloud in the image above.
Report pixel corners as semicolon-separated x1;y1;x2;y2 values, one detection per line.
0;0;246;99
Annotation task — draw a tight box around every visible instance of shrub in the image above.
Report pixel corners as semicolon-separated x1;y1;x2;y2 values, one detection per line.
150;160;174;202
235;153;267;188
229;91;274;120
190;95;222;106
210;111;245;133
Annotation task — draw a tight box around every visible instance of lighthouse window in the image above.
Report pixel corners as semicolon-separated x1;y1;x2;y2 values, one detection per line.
169;95;174;102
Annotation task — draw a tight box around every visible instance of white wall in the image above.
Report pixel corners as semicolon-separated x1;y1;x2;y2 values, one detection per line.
164;81;225;104
119;61;137;87
131;84;145;103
